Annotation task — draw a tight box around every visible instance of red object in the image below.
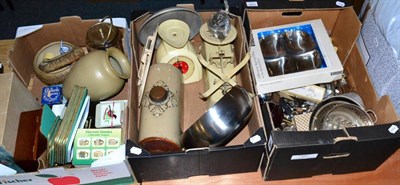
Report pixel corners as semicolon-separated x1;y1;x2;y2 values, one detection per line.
48;176;80;185
173;61;189;74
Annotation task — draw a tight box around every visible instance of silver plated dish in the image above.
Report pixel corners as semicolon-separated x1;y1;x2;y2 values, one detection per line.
290;49;322;71
314;103;374;130
265;56;296;76
309;93;366;131
180;86;253;149
282;30;316;54
309;100;351;131
259;33;286;59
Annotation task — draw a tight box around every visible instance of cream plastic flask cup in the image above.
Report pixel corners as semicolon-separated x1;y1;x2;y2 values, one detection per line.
138;63;183;153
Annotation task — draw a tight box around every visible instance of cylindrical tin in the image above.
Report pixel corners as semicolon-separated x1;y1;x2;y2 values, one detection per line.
138;63;183;153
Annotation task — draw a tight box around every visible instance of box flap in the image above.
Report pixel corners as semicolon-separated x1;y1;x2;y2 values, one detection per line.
126;140;200;182
263;121;400;180
243;0;353;10
126;129;265;182
16;25;43;38
0;163;17;176
199;128;265;176
331;7;361;64
263;130;348;180
331;122;400;174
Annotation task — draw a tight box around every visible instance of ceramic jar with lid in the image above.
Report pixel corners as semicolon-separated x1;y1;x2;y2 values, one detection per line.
138;63;183;154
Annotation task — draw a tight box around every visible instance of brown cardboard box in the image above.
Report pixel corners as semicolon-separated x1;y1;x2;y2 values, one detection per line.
244;5;400;181
125;7;266;182
0;73;41;155
6;16;135;184
8;15;133;145
8;16;132;102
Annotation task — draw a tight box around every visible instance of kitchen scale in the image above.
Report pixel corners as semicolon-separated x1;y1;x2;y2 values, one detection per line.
199;9;248;106
155;19;202;84
138;7;203;84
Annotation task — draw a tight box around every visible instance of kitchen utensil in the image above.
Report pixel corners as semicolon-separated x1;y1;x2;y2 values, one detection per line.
259;33;286;59
138;30;157;107
264;56;297;76
157;19;190;48
138;64;183;154
33;41;84;85
138;7;201;46
291;49;322;71
155;39;202;84
86;16;122;51
180;86;253;148
313;103;375;130
283;29;316;54
310;100;351;131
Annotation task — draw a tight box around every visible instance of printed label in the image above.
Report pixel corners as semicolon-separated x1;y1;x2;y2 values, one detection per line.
246;1;258;7
331;71;342;76
250;135;262;144
267;135;273;152
73;129;122;165
388;125;399;134
291;153;318;160
336;1;345;7
130;147;142;155
41;85;63;105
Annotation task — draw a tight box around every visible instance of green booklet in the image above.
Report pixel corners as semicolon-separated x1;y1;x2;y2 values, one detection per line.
72;128;122;166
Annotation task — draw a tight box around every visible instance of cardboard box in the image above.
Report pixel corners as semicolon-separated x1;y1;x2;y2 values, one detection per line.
7;16;135;184
244;4;400;181
8;16;132;101
0;162;133;185
0;73;41;155
125;7;266;182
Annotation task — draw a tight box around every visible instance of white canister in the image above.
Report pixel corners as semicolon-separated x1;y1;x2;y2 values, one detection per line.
138;63;183;153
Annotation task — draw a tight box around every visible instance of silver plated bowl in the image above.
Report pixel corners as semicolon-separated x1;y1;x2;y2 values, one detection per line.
290;49;322;71
265;56;297;76
310;100;351;131
315;103;374;130
310;93;372;131
282;30;316;54
180;86;253;149
259;33;286;59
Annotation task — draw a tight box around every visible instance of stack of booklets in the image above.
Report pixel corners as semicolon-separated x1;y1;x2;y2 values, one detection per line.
46;85;90;166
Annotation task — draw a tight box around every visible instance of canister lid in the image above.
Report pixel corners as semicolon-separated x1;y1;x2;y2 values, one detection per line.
150;86;168;102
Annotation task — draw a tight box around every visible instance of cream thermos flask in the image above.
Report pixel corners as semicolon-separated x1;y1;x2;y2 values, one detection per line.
138;63;183;153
